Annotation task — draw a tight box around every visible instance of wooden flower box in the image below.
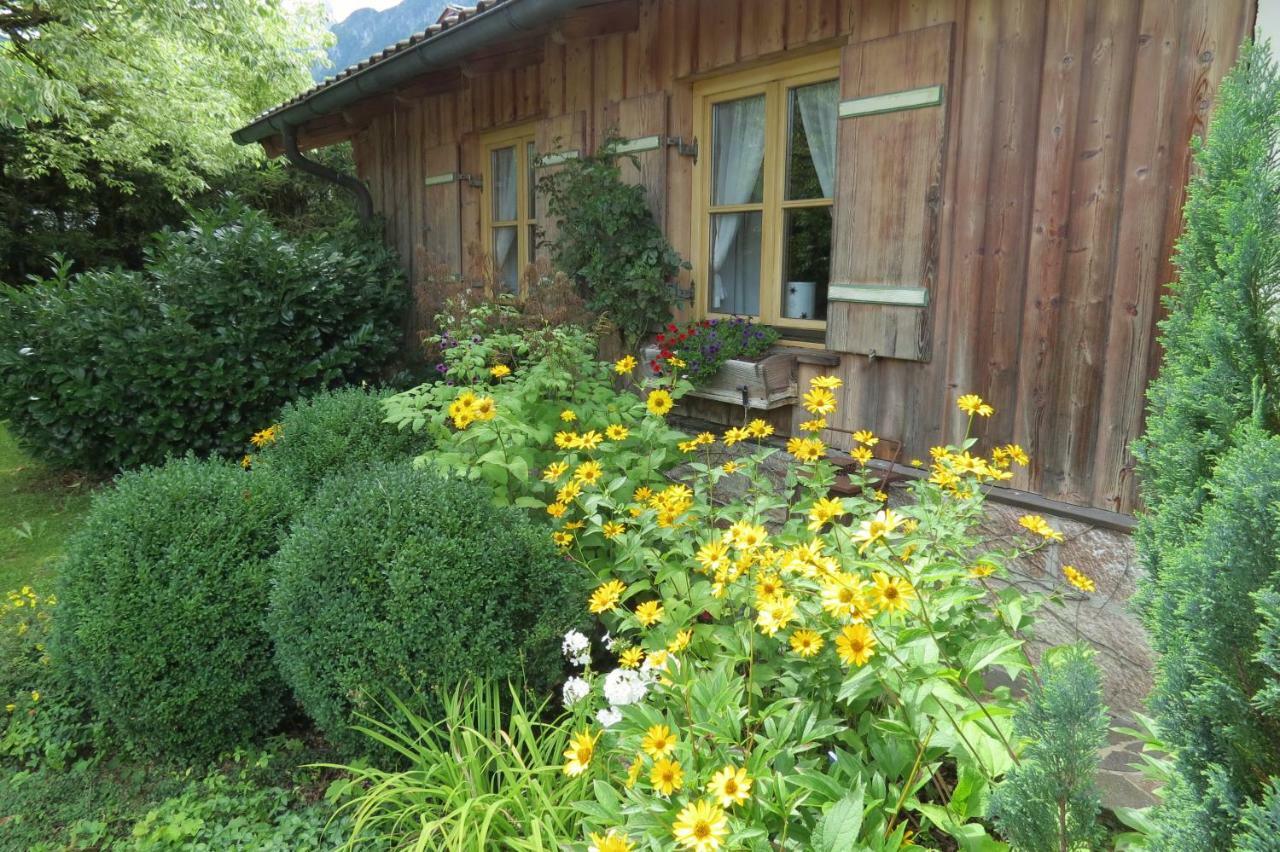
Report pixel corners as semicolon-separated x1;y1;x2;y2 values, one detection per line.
641;345;828;410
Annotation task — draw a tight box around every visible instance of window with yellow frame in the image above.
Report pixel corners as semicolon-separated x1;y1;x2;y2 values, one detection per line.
481;124;538;294
693;51;840;334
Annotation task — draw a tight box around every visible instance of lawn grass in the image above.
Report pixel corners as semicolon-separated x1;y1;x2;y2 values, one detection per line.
0;422;93;591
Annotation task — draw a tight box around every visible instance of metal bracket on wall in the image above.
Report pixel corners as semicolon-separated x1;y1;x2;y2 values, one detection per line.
666;136;698;160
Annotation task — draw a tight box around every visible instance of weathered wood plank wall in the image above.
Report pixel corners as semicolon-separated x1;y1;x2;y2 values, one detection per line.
348;0;1252;513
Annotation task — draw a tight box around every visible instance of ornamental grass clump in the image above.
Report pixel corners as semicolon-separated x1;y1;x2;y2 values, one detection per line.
52;456;295;759
267;463;587;754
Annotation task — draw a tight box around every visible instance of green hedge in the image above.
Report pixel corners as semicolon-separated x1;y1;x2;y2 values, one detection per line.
52;457;294;759
0;204;405;474
250;386;428;495
267;463;586;751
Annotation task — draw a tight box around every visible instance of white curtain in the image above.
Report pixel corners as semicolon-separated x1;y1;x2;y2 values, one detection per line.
491;146;517;221
711;96;766;310
796;80;838;198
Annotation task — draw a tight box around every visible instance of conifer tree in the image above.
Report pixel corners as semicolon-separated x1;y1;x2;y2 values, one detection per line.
1134;39;1280;849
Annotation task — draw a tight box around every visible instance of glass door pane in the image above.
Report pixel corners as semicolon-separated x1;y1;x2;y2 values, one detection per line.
491;146;517;221
781;206;831;320
526;141;537;219
709;211;762;316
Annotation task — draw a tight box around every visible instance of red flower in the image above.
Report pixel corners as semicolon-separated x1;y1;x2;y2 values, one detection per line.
660;348;673;359
656;333;666;343
668;323;678;332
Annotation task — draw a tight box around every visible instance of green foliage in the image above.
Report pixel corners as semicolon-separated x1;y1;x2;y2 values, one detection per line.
988;644;1108;851
1237;780;1280;852
537;137;685;346
267;463;587;752
0;204;406;473
662;317;781;386
249;386;430;495
1139;427;1280;848
1134;40;1280;849
1134;40;1280;575
0;0;327;196
112;745;346;852
52;457;295;759
323;682;586;850
386;326;686;506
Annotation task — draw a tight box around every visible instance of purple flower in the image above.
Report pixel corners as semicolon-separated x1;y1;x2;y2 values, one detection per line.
435;363;448;373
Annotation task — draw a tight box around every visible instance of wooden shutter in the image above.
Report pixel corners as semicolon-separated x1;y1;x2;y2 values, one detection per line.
825;23;954;361
422;143;463;275
612;92;669;221
534;110;587;253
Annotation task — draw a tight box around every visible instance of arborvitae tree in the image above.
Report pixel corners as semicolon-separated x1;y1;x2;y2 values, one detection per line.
1134;40;1280;849
1134;40;1280;578
988;645;1109;852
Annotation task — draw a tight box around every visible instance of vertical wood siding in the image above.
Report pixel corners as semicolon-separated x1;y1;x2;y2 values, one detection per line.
348;0;1253;512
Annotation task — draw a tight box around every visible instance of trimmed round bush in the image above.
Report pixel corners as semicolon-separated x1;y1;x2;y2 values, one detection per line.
268;463;586;751
251;386;430;495
53;457;294;758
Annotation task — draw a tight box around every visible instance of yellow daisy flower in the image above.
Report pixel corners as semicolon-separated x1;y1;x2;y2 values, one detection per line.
574;460;603;484
810;374;843;390
619;647;645;669
588;830;634;852
650;758;684;796
552;531;574;548
546;502;567;519
647;389;674;416
605;423;630;441
1063;565;1096;593
589;830;634;852
615;355;637;374
836;623;877;667
799;417;827;433
705;764;752;808
722;461;739;474
589;579;627;614
542;460;569;482
667;628;693;654
789;629;824;658
635;600;665;627
672;799;728;851
957;393;995;417
852;429;878;446
807;496;845;531
722;426;749;446
871;571;915;613
602;521;625;539
562;729;597;776
801;386;837;415
746;419;774;439
561;409;577;422
489;364;511;378
641;724;677;759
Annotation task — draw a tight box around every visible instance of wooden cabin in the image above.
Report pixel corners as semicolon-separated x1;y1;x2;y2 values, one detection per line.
233;0;1257;519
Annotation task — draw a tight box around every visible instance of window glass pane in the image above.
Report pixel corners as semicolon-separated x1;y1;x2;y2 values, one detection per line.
491;146;517;221
709;211;762;316
492;226;518;293
787;80;838;200
527;224;537;264
781;206;832;320
526;141;537;219
711;94;767;206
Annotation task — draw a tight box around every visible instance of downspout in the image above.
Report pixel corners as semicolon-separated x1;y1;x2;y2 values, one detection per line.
282;125;374;223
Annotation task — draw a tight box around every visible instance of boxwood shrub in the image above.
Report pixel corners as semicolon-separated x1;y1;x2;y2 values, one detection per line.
249;386;429;495
268;463;586;751
52;456;295;759
0;203;405;474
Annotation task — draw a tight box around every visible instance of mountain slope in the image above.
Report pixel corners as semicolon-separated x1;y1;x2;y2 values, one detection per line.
317;0;452;81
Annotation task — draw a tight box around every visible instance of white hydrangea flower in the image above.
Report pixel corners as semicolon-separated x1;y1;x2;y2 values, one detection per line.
561;676;590;708
595;706;622;728
601;667;648;707
561;629;591;666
